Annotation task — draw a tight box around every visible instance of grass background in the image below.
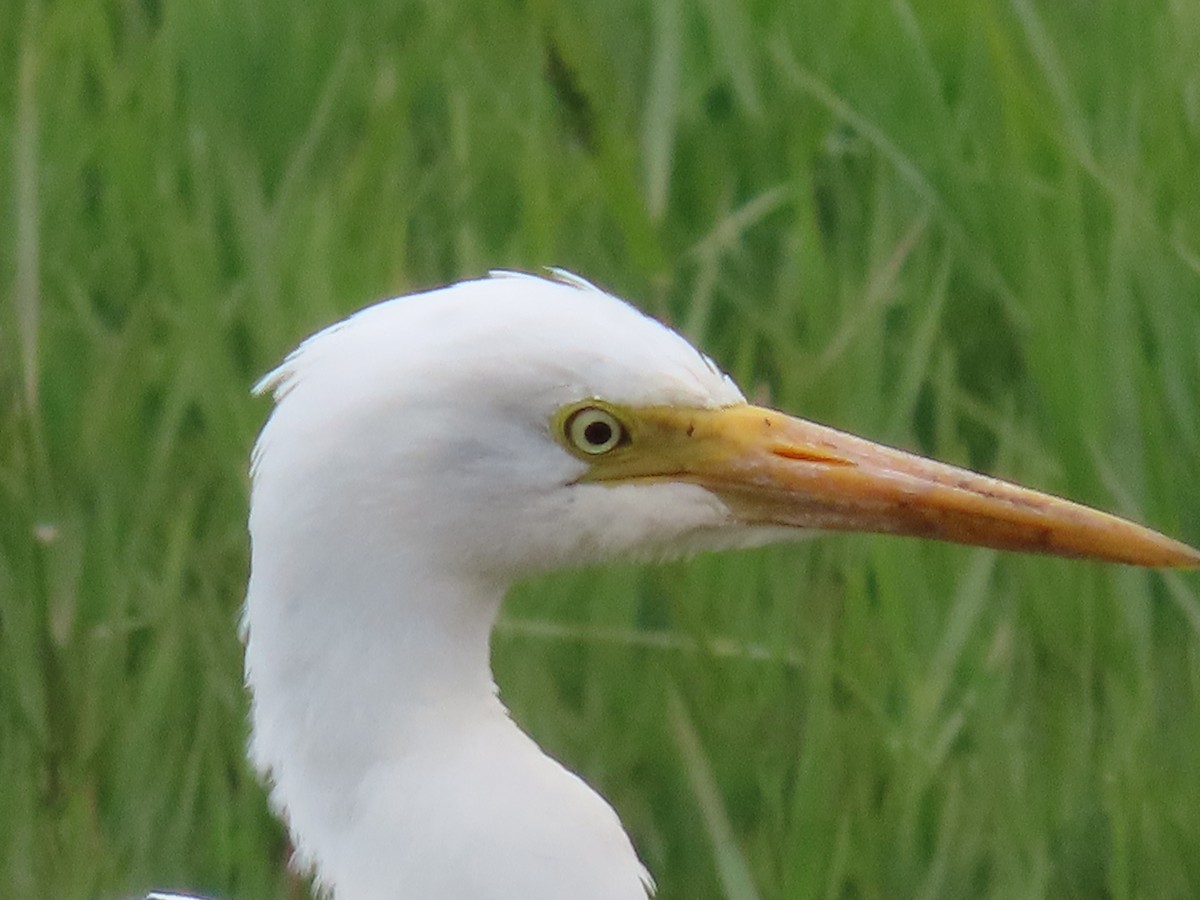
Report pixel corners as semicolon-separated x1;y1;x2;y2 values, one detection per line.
3;0;1200;897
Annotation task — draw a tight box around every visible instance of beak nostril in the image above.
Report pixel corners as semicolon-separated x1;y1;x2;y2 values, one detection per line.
769;445;854;466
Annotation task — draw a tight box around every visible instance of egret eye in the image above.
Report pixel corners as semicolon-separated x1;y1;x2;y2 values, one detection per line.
565;406;625;455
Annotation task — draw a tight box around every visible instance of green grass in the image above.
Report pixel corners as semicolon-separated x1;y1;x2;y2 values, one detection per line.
2;0;1199;897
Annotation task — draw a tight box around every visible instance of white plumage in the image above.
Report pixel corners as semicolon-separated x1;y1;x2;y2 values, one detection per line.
246;273;741;899
238;271;1197;900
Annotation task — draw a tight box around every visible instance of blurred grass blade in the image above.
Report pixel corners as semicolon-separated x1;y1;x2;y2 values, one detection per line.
642;0;681;222
667;685;762;900
14;1;41;410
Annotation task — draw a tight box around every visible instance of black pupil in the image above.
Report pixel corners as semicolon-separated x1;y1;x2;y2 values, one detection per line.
583;419;614;447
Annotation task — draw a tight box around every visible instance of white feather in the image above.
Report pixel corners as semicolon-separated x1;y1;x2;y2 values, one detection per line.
246;273;749;899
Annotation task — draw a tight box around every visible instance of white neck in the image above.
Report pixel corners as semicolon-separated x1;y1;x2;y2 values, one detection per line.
244;517;652;899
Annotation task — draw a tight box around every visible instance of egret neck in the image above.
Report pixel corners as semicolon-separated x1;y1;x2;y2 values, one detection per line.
245;472;652;900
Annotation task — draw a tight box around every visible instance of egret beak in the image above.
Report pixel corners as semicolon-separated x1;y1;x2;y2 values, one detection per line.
589;404;1200;568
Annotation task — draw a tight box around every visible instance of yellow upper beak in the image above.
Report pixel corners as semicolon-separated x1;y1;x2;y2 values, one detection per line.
577;403;1200;568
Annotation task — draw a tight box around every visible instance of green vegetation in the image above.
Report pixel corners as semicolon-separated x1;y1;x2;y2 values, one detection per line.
3;0;1199;897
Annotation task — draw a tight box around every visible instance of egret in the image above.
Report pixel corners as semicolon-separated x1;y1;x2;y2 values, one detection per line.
242;270;1197;900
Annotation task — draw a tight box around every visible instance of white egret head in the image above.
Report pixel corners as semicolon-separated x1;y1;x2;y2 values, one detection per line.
251;271;755;585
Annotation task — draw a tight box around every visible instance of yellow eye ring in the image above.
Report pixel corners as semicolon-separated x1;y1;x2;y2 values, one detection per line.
564;406;626;456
